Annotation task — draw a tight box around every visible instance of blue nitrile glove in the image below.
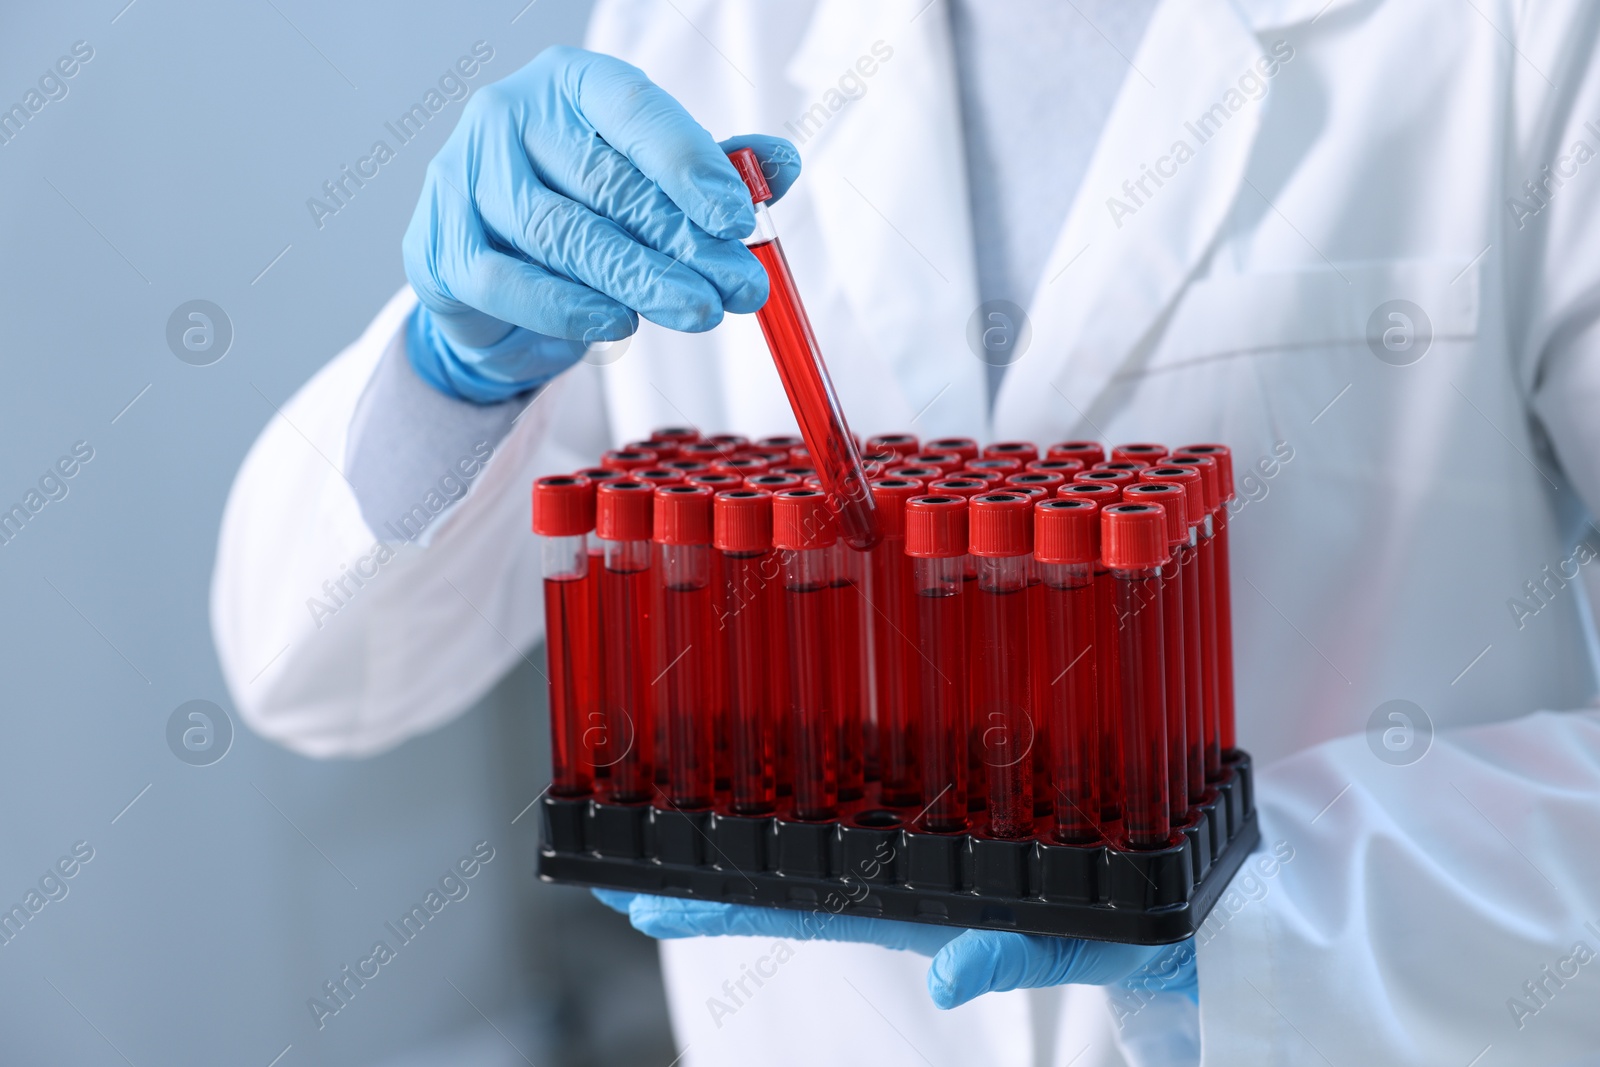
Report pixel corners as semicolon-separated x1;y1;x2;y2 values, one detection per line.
592;890;1197;1009
402;45;802;403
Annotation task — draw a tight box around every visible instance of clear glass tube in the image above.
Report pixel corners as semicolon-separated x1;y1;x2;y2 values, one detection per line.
1112;564;1170;849
658;543;712;809
1037;561;1100;843
914;556;968;832
541;535;594;797
597;538;655;803
974;555;1033;839
782;546;838;820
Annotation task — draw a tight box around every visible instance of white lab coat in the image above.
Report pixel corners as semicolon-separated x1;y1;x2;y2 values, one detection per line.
211;0;1600;1063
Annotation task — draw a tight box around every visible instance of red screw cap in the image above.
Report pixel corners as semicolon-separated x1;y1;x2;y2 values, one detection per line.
1074;468;1139;489
727;147;773;204
686;471;744;492
1034;498;1101;565
1046;441;1105;466
1102;502;1170;569
887;465;943;484
1140;466;1205;527
1093;461;1148;473
649;426;700;445
714;489;773;553
771;489;838;550
625;438;674;460
1174;444;1236;501
1162;455;1221;513
968;493;1033;557
866;433;920;457
1060;480;1123;504
965;457;1022;475
869;478;924;539
757;434;803;450
1027;458;1084;476
595;481;655;541
1124;483;1189;546
983;441;1039;464
746;472;801;493
532;475;595;536
711;456;770;477
927;478;991;500
925;436;980;462
600;448;658;472
1006;471;1066;492
904;496;969;559
653;484;714;544
909;451;965;474
1111;443;1168;464
661;459;710;473
634;467;685;485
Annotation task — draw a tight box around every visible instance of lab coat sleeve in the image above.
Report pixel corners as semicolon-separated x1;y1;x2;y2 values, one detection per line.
1195;710;1600;1064
209;287;612;757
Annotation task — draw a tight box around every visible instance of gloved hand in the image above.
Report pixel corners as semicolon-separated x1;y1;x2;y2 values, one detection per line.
402;45;802;403
593;890;1197;1009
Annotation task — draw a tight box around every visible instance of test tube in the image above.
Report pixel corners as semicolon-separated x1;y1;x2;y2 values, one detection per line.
625;439;674;459
887;464;943;484
909;451;966;475
1027;458;1085;477
866;433;920;457
679;441;733;464
710;433;749;452
712;455;771;479
600;448;658;472
966;457;1023;477
983;441;1039;465
1124;482;1191;824
925;437;979;463
728;148;880;550
868;479;925;806
969;493;1036;838
1047;441;1105;466
1175;445;1238;756
1102;502;1172;849
1111;443;1168;465
772;489;840;820
1162;454;1223;782
533;475;598;797
904;495;970;832
715;489;777;814
634;467;685;487
1093;461;1149;474
1060;481;1125;828
661;459;710;475
649;426;700;447
1006;471;1067;495
653;485;716;809
927;478;989;809
1141;465;1208;808
594;481;657;803
746;472;801;495
1074;468;1139;492
1034;497;1103;843
831;537;870;802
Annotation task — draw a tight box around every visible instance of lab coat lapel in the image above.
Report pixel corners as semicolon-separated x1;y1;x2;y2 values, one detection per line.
785;0;986;437
999;0;1273;440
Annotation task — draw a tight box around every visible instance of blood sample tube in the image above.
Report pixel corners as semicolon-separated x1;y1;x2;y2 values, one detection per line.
1006;471;1067;495
712;455;770;479
904;495;970;832
1047;441;1105;467
1034;497;1103;843
772;489;840;819
650;426;700;446
927;478;989;808
1074;468;1139;492
747;472;801;495
662;459;710;475
756;434;802;451
966;457;1023;477
715;489;777;814
634;467;685;487
727;149;879;550
885;464;943;485
1141;465;1208;808
969;494;1036;838
594;481;656;803
1059;480;1124;828
866;433;920;457
600;448;658;472
1162;454;1223;782
709;433;748;451
685;471;743;493
909;451;965;475
1124;482;1191;823
983;441;1039;465
961;469;1005;487
925;437;980;463
1175;445;1237;756
831;537;870;802
746;448;792;466
1027;458;1084;477
868;478;924;806
625;439;674;460
679;441;731;464
533;476;598;797
774;464;816;479
1093;460;1149;473
1111;443;1168;465
1101;502;1172;849
652;485;716;809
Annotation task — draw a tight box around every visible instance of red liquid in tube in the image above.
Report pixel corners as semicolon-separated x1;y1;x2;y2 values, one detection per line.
654;485;716;809
773;490;840;820
715;490;777;814
534;476;598;797
970;494;1035;839
831;543;868;801
869;479;924;806
594;481;657;803
1164;454;1224;782
1177;445;1238;755
728;148;880;551
905;495;970;832
1125;482;1190;823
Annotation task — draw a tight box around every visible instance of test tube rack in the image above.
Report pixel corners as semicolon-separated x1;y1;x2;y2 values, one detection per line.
533;433;1258;945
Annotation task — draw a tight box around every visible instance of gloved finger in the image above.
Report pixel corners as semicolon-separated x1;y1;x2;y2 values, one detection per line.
717;134;803;204
564;49;756;239
511;126;770;314
926;930;1166;1010
591;888;640;914
451;241;639;342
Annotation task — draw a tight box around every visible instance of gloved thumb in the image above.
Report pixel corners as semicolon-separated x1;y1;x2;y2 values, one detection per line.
926;930;1168;1009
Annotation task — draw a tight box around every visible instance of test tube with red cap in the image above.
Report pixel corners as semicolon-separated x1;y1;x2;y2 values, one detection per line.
927;478;989;809
625;439;674;460
909;452;965;475
653;485;716;808
1006;471;1067;495
831;536;870;802
966;457;1023;477
1034;497;1103;843
1047;441;1105;467
594;481;657;802
1124;482;1191;824
969;493;1036;838
1075;468;1139;492
661;459;710;475
650;426;700;447
1027;458;1085;478
905;495;970;832
712;455;770;479
1162;453;1224;782
866;433;920;457
772;489;840;819
533;475;598;797
868;478;925;806
1094;461;1149;474
601;448;658;472
925;436;979;463
1176;445;1238;757
1102;502;1172;849
1111;443;1168;465
1062;480;1125;827
1141;465;1208;808
727;148;880;551
715;489;777;814
634;467;685;487
887;464;943;484
983;441;1039;465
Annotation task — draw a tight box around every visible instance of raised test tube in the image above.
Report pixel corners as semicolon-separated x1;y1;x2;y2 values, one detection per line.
1102;502;1172;849
904;494;970;832
594;480;657;803
1141;465;1208;808
653;485;716;809
772;489;840;820
533;475;598;797
968;493;1036;838
1176;445;1238;757
715;489;777;814
1034;497;1103;843
1162;453;1223;782
728;148;880;550
868;479;925;806
1124;482;1191;823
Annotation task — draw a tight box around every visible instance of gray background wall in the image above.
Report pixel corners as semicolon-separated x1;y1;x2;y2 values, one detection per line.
0;2;674;1064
